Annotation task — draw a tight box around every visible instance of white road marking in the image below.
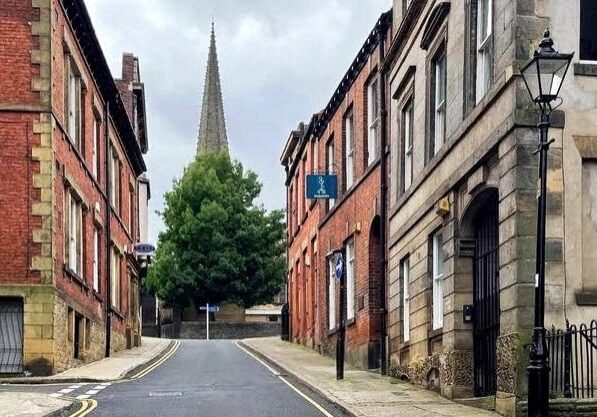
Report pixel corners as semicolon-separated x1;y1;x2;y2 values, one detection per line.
49;393;63;398
70;385;82;389
85;389;99;395
76;394;91;400
93;385;107;390
235;342;335;417
58;388;74;393
100;382;111;386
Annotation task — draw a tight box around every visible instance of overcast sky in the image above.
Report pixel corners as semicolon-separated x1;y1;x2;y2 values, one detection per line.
86;0;391;244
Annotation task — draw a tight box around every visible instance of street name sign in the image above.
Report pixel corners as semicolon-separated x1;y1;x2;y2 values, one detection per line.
200;305;220;313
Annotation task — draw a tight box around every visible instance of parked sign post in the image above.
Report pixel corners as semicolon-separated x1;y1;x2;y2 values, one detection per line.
199;304;220;340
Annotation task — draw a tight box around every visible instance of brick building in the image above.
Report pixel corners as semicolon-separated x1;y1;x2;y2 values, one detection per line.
384;0;597;415
0;0;149;375
281;12;393;370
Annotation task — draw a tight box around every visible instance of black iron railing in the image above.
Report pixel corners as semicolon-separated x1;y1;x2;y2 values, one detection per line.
0;298;24;374
547;320;597;398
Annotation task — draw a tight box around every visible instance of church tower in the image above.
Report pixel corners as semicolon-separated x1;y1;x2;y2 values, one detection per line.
197;23;229;155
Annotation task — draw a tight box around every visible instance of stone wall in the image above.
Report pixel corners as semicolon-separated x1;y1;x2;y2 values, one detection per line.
164;321;280;340
518;399;597;417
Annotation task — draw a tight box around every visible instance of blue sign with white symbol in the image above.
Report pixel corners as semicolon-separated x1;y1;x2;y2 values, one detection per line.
199;305;220;313
306;174;338;199
334;253;344;281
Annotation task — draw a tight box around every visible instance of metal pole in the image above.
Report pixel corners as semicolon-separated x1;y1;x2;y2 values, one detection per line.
336;259;346;380
527;108;551;417
206;303;210;341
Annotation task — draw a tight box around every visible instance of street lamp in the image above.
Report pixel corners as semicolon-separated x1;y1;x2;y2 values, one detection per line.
519;30;573;417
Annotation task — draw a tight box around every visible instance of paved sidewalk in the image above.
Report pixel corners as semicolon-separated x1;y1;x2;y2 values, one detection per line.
242;337;499;417
1;337;172;384
0;392;73;417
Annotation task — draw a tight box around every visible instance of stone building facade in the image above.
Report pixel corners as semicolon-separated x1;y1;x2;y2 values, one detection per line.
0;0;149;375
384;0;597;415
282;12;393;370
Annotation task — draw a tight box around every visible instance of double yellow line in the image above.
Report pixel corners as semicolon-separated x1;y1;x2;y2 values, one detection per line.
129;340;181;380
69;399;97;417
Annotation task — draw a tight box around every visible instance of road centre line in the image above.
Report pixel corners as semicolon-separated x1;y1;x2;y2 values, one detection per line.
235;342;335;417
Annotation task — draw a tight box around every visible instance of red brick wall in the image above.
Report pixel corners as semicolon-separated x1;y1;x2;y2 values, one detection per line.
0;114;41;284
286;42;385;362
0;1;40;106
51;0;137;335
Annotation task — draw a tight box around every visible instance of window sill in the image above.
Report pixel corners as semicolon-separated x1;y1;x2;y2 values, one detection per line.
93;290;103;302
398;340;411;351
64;266;88;290
574;62;597;77
327;327;339;337
428;327;443;339
110;306;125;320
575;291;597;306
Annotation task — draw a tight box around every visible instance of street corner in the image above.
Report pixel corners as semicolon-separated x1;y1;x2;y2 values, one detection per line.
0;391;76;417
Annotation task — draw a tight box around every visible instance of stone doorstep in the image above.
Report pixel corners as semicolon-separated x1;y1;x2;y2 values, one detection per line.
0;338;174;384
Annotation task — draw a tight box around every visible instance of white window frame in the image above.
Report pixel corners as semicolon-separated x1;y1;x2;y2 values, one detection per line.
367;77;380;165
433;50;446;154
327;141;335;209
476;0;492;103
402;257;410;342
65;191;83;277
92;116;99;179
432;231;445;330
346;239;355;321
93;227;99;292
111;246;121;309
110;144;121;213
328;258;336;330
65;57;82;148
403;102;413;191
345;114;354;190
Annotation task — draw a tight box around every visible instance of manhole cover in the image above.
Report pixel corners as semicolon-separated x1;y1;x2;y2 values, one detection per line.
149;391;183;397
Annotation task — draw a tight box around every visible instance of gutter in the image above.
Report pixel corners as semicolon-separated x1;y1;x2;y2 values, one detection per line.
104;101;112;358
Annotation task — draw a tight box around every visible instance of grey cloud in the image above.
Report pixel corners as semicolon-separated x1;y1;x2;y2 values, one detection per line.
86;0;391;243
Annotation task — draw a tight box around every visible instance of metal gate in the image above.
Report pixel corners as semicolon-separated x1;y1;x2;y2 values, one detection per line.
0;298;24;374
473;200;500;396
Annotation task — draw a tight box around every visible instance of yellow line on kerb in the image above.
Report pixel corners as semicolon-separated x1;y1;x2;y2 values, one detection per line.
235;342;335;417
129;340;181;380
69;399;97;417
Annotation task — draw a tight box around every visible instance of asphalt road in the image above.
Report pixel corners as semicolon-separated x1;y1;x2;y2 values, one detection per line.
89;340;346;417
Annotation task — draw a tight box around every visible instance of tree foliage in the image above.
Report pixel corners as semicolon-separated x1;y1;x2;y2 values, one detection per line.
146;152;286;309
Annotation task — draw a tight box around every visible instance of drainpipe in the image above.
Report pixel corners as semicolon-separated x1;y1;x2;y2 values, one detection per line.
378;22;388;376
104;100;112;358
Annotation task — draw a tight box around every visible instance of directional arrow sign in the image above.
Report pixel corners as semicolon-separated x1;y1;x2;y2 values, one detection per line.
334;253;343;281
199;306;220;313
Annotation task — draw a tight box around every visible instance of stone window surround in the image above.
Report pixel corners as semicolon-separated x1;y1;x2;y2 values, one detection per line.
63;171;89;287
463;0;495;116
395;74;416;198
425;24;449;164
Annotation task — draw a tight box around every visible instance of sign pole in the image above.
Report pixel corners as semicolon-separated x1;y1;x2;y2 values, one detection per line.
334;252;345;380
206;303;210;341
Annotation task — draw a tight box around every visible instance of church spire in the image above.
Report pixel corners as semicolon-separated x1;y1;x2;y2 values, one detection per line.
197;22;229;155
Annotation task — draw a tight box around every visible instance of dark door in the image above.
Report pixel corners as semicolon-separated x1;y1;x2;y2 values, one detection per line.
0;298;24;374
74;313;81;359
473;200;500;396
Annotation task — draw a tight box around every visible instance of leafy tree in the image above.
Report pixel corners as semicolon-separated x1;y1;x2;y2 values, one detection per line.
146;151;286;310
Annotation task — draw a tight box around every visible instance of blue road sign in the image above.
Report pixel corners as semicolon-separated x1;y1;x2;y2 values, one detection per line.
334;253;343;280
200;305;220;313
306;174;338;199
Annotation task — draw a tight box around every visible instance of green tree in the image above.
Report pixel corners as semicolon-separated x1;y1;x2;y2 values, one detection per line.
146;151;286;310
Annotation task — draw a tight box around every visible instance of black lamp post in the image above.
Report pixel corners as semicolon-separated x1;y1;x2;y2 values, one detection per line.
519;30;573;417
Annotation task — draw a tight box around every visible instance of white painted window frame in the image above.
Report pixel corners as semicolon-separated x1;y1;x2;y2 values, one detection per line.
346;239;355;321
432;231;445;330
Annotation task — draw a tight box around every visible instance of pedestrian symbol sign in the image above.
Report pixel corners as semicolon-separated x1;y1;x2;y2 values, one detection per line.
334;253;343;280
